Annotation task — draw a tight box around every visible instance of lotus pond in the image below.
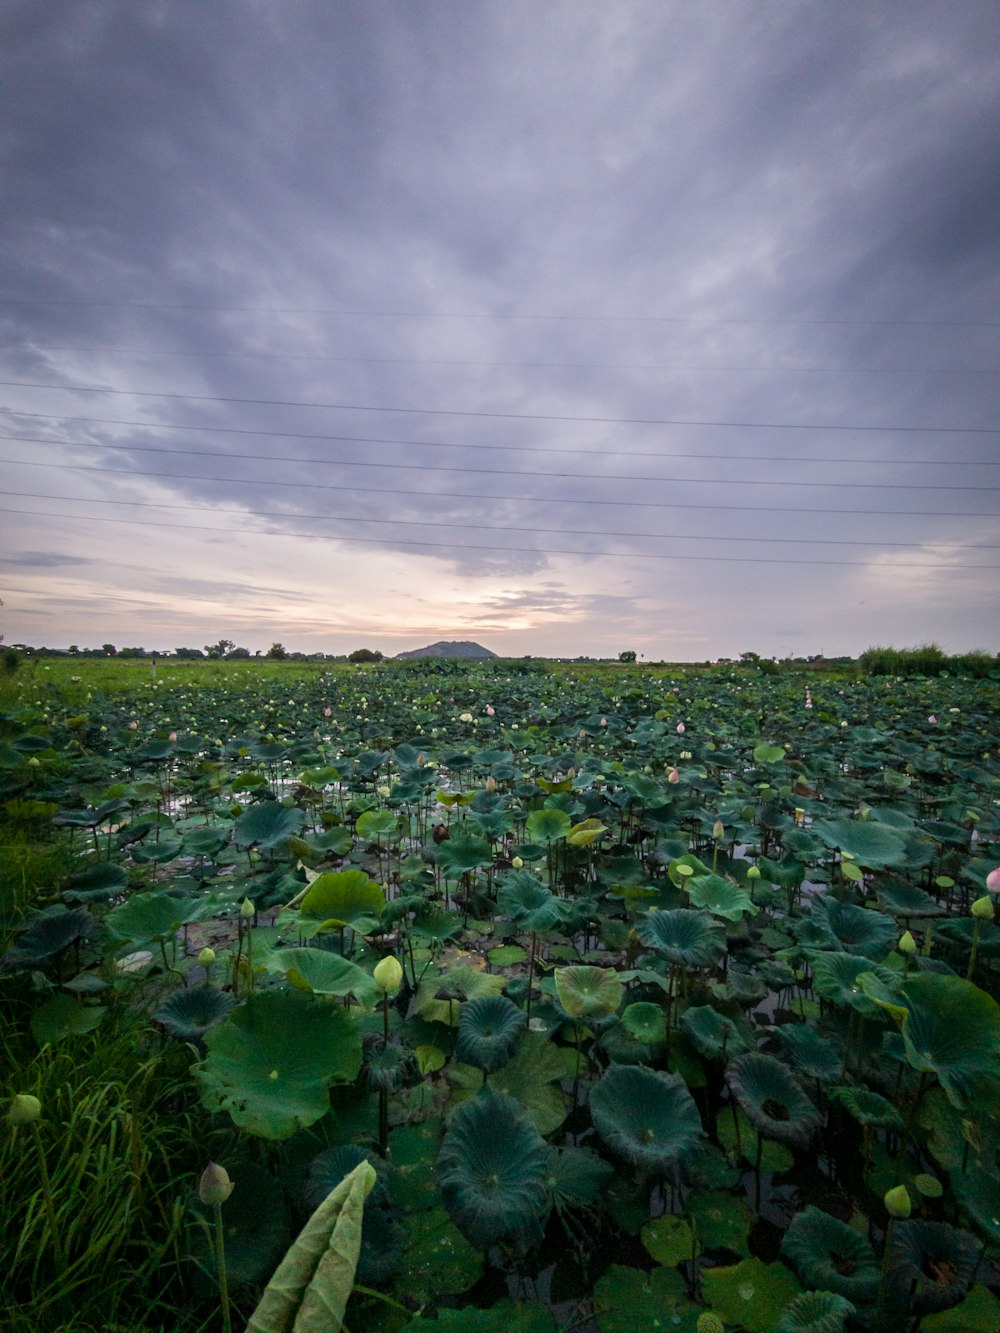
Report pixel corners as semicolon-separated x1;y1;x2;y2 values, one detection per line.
2;656;999;1333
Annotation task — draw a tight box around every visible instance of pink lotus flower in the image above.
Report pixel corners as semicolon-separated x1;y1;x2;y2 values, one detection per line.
168;731;177;741
128;720;138;730
667;766;681;784
485;705;495;716
600;717;607;727
324;706;333;717
676;722;686;733
928;715;937;724
986;867;1000;893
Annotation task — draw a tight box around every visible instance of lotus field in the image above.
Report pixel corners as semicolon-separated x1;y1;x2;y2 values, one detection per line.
2;656;999;1333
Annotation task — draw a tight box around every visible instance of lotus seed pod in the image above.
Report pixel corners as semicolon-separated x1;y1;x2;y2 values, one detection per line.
697;1315;725;1333
747;865;761;880
8;1093;41;1125
971;896;993;920
511;855;524;869
240;898;255;919
898;930;917;955
373;955;404;995
198;1162;234;1206
884;1185;911;1219
198;947;216;968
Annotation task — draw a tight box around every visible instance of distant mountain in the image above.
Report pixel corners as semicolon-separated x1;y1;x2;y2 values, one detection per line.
396;640;497;660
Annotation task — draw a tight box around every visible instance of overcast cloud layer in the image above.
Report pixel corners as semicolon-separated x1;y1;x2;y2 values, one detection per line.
1;0;998;660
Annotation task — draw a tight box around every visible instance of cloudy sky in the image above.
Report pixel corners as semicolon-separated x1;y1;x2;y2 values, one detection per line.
2;1;998;660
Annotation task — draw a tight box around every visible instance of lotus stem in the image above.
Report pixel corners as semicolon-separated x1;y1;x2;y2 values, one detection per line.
965;919;980;981
213;1200;233;1333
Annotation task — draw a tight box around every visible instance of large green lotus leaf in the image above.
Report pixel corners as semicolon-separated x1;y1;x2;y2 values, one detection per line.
1;906;96;970
680;1005;751;1063
776;1290;856;1333
893;1219;982;1316
543;1145;613;1212
774;1022;842;1081
153;987;238;1043
828;1084;904;1131
590;1065;703;1174
194;991;362;1139
434;833;493;878
414;963;506;1026
686;872;759;921
258;945;379;1007
620;1001;667;1046
807;950;900;1015
811;817;908;868
233;801;304;849
921;1284;1000;1333
497;871;565;932
876;877;942;918
105;892;198;945
30;993;105;1045
436;1085;548;1249
641;1213;694;1267
801;897;898;960
454;994;525;1072
300;870;386;932
780;1206;880;1302
635;907;725;967
950;1161;1000;1238
449;1030;569;1134
245;1159;375;1333
355;807;397;839
716;1106;794;1174
525;807;572;844
687;1188;751;1255
190;1160;291;1290
859;970;1000;1109
61;862;129;901
131;835;184;864
593;1264;700;1333
407;907;465;946
566;817;607;847
702;1257;803;1333
554;965;622;1019
726;1053;820;1149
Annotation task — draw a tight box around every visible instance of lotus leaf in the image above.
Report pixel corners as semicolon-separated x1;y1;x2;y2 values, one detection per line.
436;1085;548;1249
800;897;897;960
454;994;525;1072
194;990;362;1139
859;970;1000;1109
780;1205;880;1302
233;801;304;849
592;1264;699;1333
590;1065;702;1174
807;950;900;1015
920;1284;1000;1333
641;1213;694;1267
300;870;386;933
449;1030;570;1133
828;1084;904;1130
497;871;565;932
30;993;105;1045
554;965;622;1019
153;987;237;1043
258;945;379;1007
400;1302;556;1332
61;862;128;900
686;872;759;921
105;892;200;946
681;1005;751;1063
542;1145;613;1212
619;1001;667;1046
361;1036;419;1093
245;1159;375;1333
811;817;908;869
726;1053;820;1149
565;817;607;847
702;1257;803;1333
687;1188;751;1254
434;833;492;878
1;906;96;971
775;1290;856;1333
525;807;572;843
414;962;506;1025
635;908;725;968
772;1024;840;1082
892;1219;982;1315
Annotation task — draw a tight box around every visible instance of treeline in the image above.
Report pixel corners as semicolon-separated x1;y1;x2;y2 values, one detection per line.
858;643;997;678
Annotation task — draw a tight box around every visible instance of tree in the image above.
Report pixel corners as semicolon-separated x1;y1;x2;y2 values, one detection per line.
205;639;235;660
102;644;117;657
267;642;289;660
618;650;637;664
348;648;383;664
174;647;205;659
228;646;251;659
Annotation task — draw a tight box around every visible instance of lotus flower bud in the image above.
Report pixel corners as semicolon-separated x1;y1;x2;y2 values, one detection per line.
667;766;680;784
712;819;724;841
697;1315;725;1333
373;955;403;995
971;896;993;920
512;855;524;869
198;947;216;968
377;785;391;798
898;931;917;956
459;712;473;723
884;1185;911;1219
485;776;497;792
986;866;1000;893
198;1162;234;1206
676;721;685;733
747;865;761;880
8;1093;41;1125
240;898;255;919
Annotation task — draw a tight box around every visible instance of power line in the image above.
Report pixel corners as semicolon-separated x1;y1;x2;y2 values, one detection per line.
4;412;995;468
2;505;995;569
4;344;997;376
2;454;996;518
7;487;996;551
1;379;996;435
2;435;996;491
2;298;997;327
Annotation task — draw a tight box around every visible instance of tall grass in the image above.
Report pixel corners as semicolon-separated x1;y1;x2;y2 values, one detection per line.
858;643;997;678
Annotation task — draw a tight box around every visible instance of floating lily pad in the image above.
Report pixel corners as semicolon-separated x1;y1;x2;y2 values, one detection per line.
702;1256;803;1333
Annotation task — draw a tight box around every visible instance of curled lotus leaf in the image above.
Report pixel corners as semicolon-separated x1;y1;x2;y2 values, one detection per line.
496;871;565;932
554;965;622;1019
680;1005;751;1063
726;1053;820;1150
1;907;96;971
780;1206;880;1303
299;870;386;933
685;873;759;921
635;908;725;968
811;817;909;869
436;1085;548;1250
799;897;898;960
454;994;525;1073
807;951;900;1015
774;1023;841;1082
590;1065;703;1175
828;1084;904;1131
776;1290;857;1333
892;1220;982;1316
153;986;238;1044
233;801;304;850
